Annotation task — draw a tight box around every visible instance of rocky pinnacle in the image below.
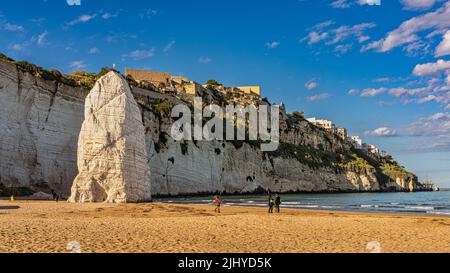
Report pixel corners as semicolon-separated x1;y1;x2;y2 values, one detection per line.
69;71;151;203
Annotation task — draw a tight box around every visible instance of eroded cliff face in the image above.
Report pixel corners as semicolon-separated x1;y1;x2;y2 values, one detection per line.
142;110;381;196
0;58;417;198
0;59;85;196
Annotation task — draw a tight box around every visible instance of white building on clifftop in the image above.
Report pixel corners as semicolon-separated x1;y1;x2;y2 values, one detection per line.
306;117;335;131
349;135;363;149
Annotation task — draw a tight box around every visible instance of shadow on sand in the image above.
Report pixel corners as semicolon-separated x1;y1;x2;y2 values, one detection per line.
0;206;20;210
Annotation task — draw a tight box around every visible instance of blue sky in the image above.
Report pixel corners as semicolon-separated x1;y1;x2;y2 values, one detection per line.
1;0;450;187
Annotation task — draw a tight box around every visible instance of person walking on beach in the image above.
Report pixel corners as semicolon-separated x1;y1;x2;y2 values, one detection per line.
51;190;59;202
214;195;222;214
275;194;281;213
268;194;275;214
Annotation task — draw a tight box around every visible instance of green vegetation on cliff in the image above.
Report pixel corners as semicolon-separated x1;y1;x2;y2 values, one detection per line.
266;141;415;187
267;142;376;172
379;155;417;181
0;52;116;90
205;79;221;86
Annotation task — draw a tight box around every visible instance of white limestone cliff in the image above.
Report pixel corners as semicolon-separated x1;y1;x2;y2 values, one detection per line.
0;60;85;196
68;72;151;203
0;57;419;198
142;110;381;195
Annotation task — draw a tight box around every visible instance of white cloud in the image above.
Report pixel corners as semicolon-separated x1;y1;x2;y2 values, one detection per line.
373;77;391;83
67;14;96;26
365;127;397;137
361;87;387;97
389;87;408;97
331;0;351;9
334;43;353;54
401;0;441;10
69;61;87;69
429;112;450;120
9;43;25;51
106;33;138;44
403;112;450;145
29;18;46;24
331;0;381;8
302;21;375;54
348;89;359;95
88;47;99;54
416;94;437;104
358;35;370;43
349;71;450;110
265;41;280;49
366;112;450;152
139;9;158;19
327;23;376;45
363;2;450;53
413;59;450;76
66;0;81;6
312;20;335;30
302;31;329;45
122;48;155;60
403;40;431;57
358;0;381;6
37;31;48;46
66;11;117;27
163;40;176;52
305;79;319;90
435;30;450;57
199;57;212;64
101;12;117;20
2;23;24;32
307;92;331;101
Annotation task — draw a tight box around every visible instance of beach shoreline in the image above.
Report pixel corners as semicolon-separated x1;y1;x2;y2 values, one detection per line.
158;200;450;217
155;190;450;217
1;200;449;253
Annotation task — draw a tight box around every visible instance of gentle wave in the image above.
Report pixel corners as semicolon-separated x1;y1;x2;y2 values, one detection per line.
361;204;379;208
404;206;435;210
426;211;450;216
158;191;450;216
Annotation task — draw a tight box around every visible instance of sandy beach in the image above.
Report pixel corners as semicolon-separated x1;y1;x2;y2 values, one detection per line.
0;200;449;253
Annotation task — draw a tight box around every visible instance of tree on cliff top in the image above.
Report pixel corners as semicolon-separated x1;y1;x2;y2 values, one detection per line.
205;79;221;86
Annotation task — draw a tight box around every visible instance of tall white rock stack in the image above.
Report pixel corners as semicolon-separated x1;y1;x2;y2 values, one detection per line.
68;71;151;203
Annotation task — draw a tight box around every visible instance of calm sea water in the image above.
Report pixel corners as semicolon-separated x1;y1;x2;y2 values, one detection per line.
158;190;450;216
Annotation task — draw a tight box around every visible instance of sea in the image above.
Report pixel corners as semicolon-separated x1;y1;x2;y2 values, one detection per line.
158;190;450;216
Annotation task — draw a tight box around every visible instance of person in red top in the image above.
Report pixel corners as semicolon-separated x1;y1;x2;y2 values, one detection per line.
214;195;222;213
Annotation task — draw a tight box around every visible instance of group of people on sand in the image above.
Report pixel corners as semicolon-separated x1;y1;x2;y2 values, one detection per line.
212;193;282;214
268;194;281;214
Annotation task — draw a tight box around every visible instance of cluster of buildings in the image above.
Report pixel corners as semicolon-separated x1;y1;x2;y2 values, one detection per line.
125;68;202;96
124;68;261;98
125;68;384;157
306;118;347;140
306;117;384;157
349;136;384;156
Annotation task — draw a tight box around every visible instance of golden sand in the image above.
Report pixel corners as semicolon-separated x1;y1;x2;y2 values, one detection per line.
0;200;449;253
